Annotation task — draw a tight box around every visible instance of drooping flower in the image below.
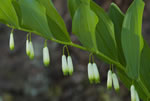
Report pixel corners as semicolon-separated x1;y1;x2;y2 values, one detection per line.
29;41;34;60
112;73;120;91
62;55;68;75
135;90;140;101
88;63;94;83
130;85;136;101
107;69;112;89
9;32;15;51
43;46;50;67
67;56;74;75
93;63;100;83
26;39;30;56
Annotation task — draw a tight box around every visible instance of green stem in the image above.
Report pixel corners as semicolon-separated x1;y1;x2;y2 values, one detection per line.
7;24;125;72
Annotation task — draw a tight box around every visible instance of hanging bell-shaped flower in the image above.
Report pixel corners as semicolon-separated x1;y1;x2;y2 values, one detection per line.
135;90;140;101
112;73;120;91
26;39;30;56
92;63;100;83
107;70;112;89
67;56;74;75
29;41;34;60
62;55;68;76
43;46;50;67
130;85;136;101
88;63;94;83
9;32;15;51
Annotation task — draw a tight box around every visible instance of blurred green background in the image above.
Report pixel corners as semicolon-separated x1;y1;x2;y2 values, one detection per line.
0;0;150;101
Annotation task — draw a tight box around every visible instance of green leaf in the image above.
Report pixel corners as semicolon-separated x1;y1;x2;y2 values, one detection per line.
140;41;150;97
37;0;71;42
108;3;126;65
121;0;145;79
0;0;19;27
19;0;53;39
91;2;118;61
72;3;98;50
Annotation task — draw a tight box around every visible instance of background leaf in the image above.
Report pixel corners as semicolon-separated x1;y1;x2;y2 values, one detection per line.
91;2;118;61
37;0;71;42
121;0;145;79
72;3;98;50
0;0;19;27
108;3;126;65
19;0;53;39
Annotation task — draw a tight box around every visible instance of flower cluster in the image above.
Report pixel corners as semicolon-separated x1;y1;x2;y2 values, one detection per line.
88;62;100;84
62;55;74;76
107;69;119;92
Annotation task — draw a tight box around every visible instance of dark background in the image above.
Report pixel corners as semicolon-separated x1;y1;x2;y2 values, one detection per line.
0;0;150;101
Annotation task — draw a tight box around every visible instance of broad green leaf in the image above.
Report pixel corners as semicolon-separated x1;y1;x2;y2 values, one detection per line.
72;3;98;50
0;0;19;27
140;41;150;97
108;3;126;65
91;2;118;61
121;0;145;79
19;0;53;39
37;0;71;42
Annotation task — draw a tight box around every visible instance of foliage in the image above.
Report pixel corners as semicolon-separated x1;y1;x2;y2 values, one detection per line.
0;0;150;100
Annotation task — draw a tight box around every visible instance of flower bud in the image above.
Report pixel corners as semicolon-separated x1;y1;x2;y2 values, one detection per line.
26;39;30;56
43;46;50;67
62;55;68;76
107;70;112;89
93;63;100;83
9;32;14;51
88;63;94;83
29;41;34;60
67;56;73;75
130;85;136;101
112;73;119;91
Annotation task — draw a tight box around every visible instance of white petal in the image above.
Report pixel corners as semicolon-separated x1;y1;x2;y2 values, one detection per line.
112;73;120;91
43;47;50;66
9;32;14;51
67;56;73;75
135;90;140;101
29;41;34;59
107;70;112;89
130;85;136;101
26;40;30;56
88;63;94;83
93;63;100;83
62;55;68;75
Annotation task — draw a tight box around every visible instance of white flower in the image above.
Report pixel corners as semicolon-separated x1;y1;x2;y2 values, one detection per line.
26;39;30;56
43;46;50;66
62;55;68;75
29;41;34;60
130;85;136;101
88;63;94;83
93;63;100;83
67;56;74;75
112;73;120;91
107;70;112;89
135;90;139;101
9;32;14;51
